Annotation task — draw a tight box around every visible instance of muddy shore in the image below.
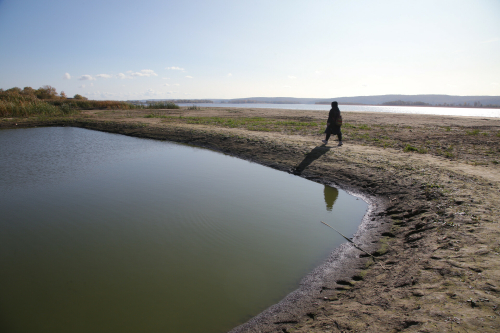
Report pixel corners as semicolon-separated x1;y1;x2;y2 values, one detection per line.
2;107;500;332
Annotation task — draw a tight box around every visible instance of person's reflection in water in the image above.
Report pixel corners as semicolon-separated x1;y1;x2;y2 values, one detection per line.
324;185;339;211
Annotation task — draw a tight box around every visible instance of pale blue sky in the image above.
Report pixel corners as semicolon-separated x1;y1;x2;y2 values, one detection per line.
0;0;499;100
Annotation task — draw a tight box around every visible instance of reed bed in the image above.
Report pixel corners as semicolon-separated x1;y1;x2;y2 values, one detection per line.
0;86;185;117
0;95;144;118
146;101;180;109
0;100;67;117
47;100;139;110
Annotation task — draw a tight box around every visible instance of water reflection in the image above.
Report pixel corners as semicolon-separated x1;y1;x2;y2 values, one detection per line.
324;185;339;211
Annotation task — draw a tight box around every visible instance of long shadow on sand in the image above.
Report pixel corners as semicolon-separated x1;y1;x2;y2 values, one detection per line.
293;144;333;175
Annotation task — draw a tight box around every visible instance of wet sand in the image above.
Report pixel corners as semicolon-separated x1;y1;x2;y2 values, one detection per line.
2;107;500;332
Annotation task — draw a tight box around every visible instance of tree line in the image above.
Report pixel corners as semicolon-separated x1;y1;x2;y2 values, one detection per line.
0;85;87;101
0;85;132;117
0;85;185;118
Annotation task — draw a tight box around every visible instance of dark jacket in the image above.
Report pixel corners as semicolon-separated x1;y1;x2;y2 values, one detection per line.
325;102;341;135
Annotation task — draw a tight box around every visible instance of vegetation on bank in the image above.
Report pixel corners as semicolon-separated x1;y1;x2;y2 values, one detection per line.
0;86;180;117
145;101;180;109
138;111;500;165
145;114;319;133
1;86;71;117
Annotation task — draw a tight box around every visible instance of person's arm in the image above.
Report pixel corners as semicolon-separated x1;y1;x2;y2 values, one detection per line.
327;110;334;125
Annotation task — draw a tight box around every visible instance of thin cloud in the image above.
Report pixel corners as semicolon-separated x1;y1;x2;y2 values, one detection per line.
185;76;193;79
117;73;131;79
63;73;71;80
480;37;499;44
86;91;110;97
96;74;112;79
78;75;95;81
166;66;185;71
129;69;158;77
288;75;297;79
100;92;116;98
163;83;170;86
228;73;232;77
144;89;157;96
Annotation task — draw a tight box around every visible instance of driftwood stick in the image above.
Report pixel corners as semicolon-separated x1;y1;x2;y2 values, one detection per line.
321;221;387;271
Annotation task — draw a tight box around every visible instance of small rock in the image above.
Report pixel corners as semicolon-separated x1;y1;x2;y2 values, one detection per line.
412;290;424;297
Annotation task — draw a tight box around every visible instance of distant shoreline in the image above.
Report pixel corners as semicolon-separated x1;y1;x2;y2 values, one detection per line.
132;94;500;109
315;102;500;109
178;101;500;109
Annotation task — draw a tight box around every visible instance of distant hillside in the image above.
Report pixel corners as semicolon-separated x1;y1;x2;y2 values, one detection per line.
141;95;500;107
220;97;320;104
315;95;500;107
212;95;500;107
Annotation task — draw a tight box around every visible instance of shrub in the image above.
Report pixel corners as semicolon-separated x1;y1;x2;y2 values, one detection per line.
147;101;180;109
47;100;137;110
0;100;62;117
0;85;144;117
403;144;418;152
35;85;59;99
466;129;480;136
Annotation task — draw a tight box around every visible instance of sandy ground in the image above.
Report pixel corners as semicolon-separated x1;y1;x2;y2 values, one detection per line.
2;107;500;332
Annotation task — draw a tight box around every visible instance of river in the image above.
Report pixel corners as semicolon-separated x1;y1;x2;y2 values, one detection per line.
177;103;500;118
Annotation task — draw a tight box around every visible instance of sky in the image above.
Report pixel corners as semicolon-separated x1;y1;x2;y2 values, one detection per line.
0;0;499;100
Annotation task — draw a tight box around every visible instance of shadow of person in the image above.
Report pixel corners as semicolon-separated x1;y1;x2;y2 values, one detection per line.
324;185;339;211
293;145;331;175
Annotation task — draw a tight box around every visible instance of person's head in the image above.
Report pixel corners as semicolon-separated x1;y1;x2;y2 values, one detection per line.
331;101;338;108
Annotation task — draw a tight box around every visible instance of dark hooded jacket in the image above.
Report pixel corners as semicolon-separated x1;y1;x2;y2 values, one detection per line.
325;101;341;135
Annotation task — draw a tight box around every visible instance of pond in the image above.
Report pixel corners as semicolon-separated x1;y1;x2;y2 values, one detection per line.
0;127;367;333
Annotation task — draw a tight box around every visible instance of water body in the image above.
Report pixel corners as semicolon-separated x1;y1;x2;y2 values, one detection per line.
178;103;500;118
0;127;367;333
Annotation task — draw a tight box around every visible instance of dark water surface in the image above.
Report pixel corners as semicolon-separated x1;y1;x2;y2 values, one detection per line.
0;127;367;333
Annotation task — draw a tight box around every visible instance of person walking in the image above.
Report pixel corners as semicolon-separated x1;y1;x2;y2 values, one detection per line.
322;101;343;146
